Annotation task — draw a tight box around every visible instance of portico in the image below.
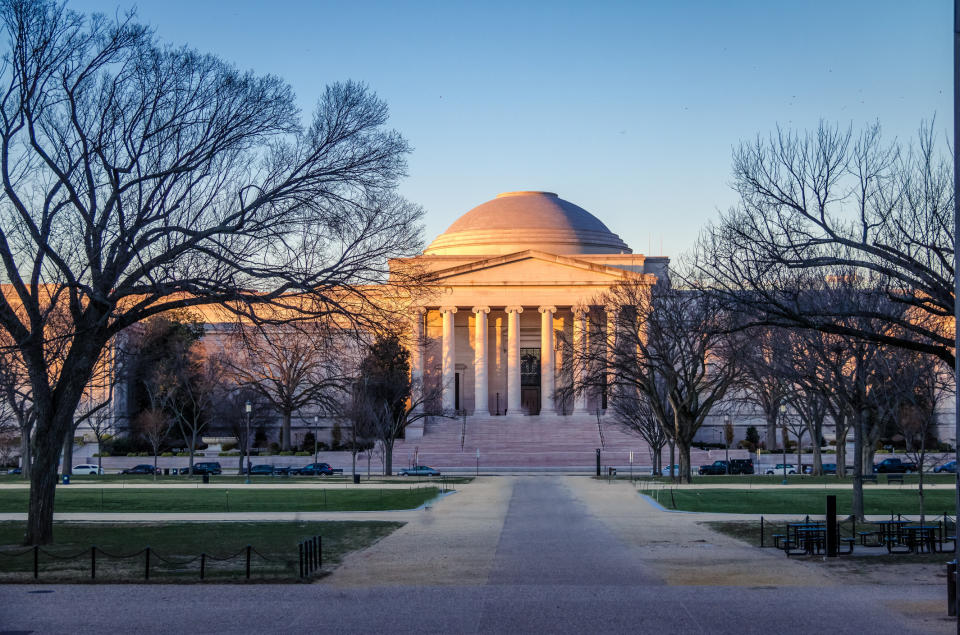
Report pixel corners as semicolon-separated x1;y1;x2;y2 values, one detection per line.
397;191;667;421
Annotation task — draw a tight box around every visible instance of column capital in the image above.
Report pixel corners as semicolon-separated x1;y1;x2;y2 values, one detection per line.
572;303;590;317
439;306;458;314
538;305;557;314
471;306;490;314
604;304;619;315
505;305;524;314
412;306;427;315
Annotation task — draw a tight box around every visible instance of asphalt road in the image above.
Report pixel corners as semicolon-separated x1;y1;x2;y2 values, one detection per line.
0;477;951;634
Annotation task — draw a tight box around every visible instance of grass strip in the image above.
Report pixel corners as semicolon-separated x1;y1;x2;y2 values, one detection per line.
0;520;402;582
658;488;956;515
0;487;440;513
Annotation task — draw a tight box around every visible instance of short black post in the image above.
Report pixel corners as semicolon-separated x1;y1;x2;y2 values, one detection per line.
318;536;322;569
826;494;838;557
596;449;601;477
33;545;38;579
305;540;311;575
145;546;150;580
760;516;764;547
245;545;251;580
91;546;96;580
313;536;319;570
948;560;957;616
200;553;205;580
298;542;304;578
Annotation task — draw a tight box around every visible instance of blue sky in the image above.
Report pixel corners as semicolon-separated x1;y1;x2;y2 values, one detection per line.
73;0;952;258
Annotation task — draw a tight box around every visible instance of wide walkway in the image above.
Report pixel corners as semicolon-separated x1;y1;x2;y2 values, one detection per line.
0;476;952;634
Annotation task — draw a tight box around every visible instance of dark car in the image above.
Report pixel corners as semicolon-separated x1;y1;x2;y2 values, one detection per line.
245;464;275;475
728;459;754;475
273;466;292;475
297;462;343;476
181;462;222;476
873;458;916;474
121;464;156;475
6;467;22;475
698;460;729;475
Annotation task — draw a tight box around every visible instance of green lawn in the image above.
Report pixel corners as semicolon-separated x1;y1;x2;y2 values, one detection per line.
630;473;956;486
0;520;402;582
657;488;957;515
0;487;442;513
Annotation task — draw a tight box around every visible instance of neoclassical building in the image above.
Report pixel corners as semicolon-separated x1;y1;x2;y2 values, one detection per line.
396;191;667;436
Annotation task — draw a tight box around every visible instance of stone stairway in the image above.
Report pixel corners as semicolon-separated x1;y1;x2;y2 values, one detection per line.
391;413;754;470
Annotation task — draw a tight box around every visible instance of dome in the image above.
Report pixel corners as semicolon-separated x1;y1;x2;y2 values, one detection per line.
423;191;631;256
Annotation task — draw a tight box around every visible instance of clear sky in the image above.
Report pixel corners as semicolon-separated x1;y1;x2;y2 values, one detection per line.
71;0;952;259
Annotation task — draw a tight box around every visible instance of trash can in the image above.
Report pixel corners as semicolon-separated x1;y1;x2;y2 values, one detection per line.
202;473;210;484
163;468;169;476
61;474;70;485
353;473;361;484
608;467;617;477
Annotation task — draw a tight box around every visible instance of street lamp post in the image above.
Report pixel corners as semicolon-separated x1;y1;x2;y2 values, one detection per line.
313;415;319;464
780;404;788;485
245;400;252;484
724;415;731;474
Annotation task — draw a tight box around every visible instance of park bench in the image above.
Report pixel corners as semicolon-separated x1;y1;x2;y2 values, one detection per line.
862;474;878;484
857;530;881;547
886;474;905;485
772;533;786;549
839;537;856;554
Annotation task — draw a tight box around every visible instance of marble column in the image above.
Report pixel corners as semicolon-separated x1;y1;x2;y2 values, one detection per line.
539;306;557;415
572;305;589;414
605;304;618;413
410;307;426;412
472;306;490;416
505;306;523;415
440;306;458;412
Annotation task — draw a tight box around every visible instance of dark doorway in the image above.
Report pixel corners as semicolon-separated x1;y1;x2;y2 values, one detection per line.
520;347;541;415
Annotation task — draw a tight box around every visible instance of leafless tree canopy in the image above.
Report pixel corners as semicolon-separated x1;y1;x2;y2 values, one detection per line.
693;121;954;365
0;1;423;543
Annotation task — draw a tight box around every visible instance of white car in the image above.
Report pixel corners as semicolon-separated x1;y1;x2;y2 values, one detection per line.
765;463;797;475
72;464;104;475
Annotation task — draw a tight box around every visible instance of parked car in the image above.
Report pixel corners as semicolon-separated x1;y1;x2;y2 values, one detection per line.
244;464;275;475
765;463;797;475
188;462;222;475
6;467;21;475
654;464;681;476
273;466;293;475
729;459;755;475
935;461;957;473
873;458;916;474
803;463;840;475
72;464;104;475
296;463;343;476
399;465;440;476
121;464;156;475
698;460;729;475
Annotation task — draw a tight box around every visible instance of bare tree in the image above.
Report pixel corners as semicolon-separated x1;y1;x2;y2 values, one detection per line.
0;2;422;543
694;121;954;367
222;323;353;451
136;408;169;480
575;278;743;483
606;382;670;476
736;327;791;452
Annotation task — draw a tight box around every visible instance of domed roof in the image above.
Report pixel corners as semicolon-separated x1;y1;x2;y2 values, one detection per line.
424;191;631;256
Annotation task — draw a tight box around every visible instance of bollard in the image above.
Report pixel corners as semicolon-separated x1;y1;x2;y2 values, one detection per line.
145;546;150;580
319;536;323;569
298;542;304;578
760;516;764;548
948;560;957;617
826;495;838;557
33;545;38;579
200;553;206;580
596;449;601;477
313;536;319;570
305;540;311;575
245;545;251;580
91;546;96;580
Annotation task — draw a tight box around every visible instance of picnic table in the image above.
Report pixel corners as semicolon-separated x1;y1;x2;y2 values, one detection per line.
875;519;910;552
902;525;939;554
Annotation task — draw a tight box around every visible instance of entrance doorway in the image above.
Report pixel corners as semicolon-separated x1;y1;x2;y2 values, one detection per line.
520;347;541;415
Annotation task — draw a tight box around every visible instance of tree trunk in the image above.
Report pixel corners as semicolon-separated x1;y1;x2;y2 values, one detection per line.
61;434;73;476
676;439;692;484
238;452;244;475
19;432;31;480
668;440;676;480
25;406;79;544
851;413;865;521
154;451;159;481
765;411;777;452
811;442;822;477
384;438;394;476
281;410;292;451
835;421;848;478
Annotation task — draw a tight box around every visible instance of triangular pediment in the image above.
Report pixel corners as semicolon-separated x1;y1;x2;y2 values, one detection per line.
426;250;641;285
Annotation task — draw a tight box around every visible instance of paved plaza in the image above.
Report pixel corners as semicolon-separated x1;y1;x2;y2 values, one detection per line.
0;476;952;633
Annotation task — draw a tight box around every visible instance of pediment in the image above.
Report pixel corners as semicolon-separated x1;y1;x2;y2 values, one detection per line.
426;250;642;285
